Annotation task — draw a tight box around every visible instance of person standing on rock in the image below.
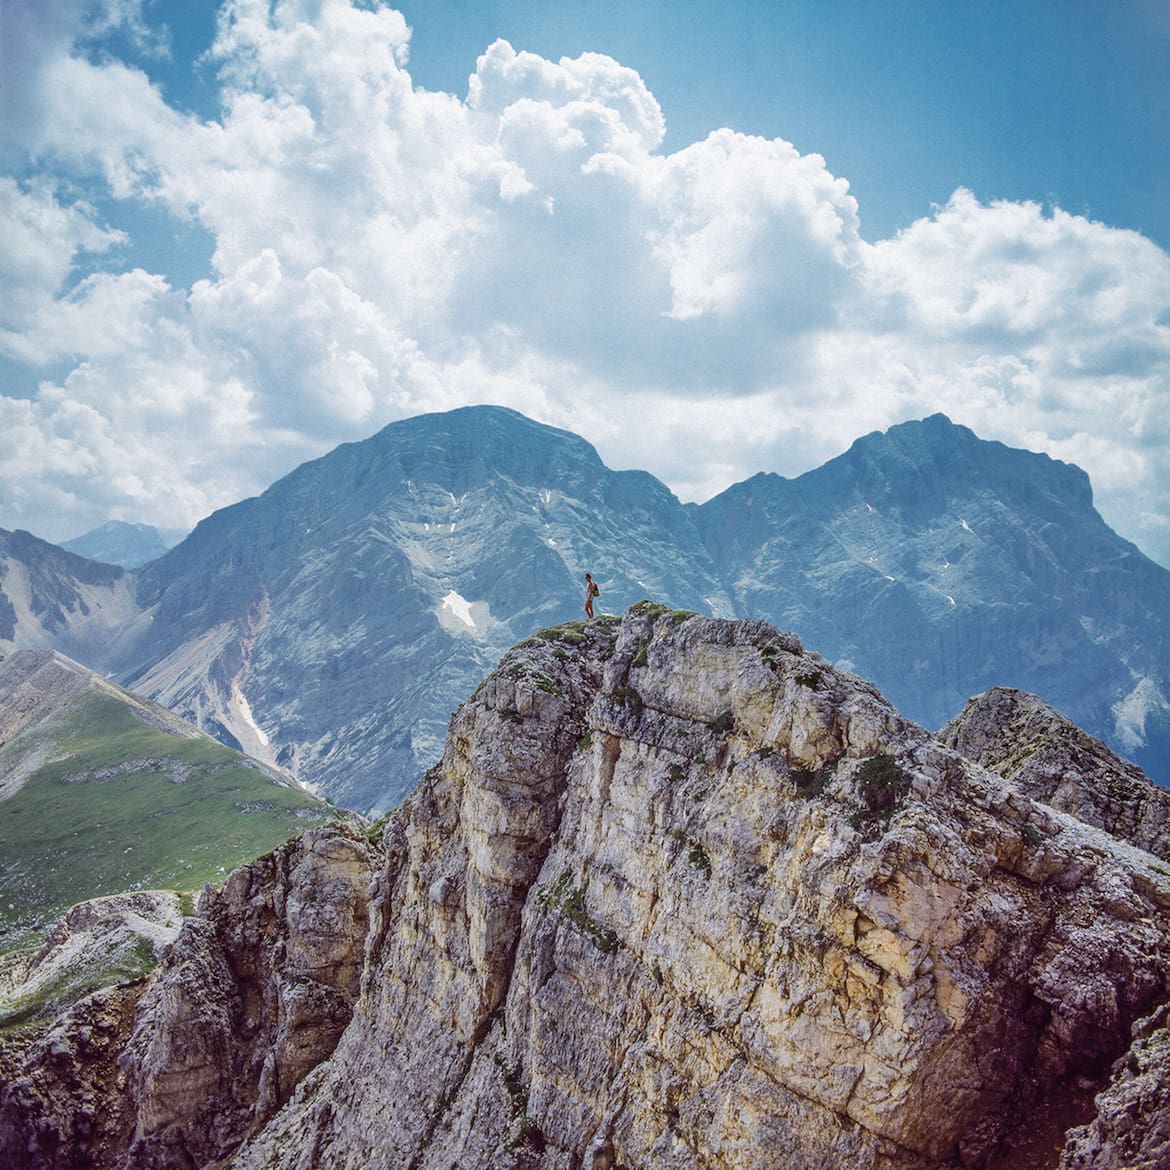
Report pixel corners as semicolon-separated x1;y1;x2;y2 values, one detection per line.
584;572;601;620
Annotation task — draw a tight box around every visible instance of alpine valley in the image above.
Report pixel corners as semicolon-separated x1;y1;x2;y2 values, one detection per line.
1;406;1168;815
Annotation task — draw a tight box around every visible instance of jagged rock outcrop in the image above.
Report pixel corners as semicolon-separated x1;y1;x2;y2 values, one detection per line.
1;826;377;1169
1060;1003;1170;1170
0;528;140;671
3;609;1168;1170
0;892;184;1170
941;686;1170;861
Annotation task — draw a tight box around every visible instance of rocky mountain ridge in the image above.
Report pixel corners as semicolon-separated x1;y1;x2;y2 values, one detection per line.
0;529;140;673
941;686;1170;861
2;608;1168;1169
4;407;1168;812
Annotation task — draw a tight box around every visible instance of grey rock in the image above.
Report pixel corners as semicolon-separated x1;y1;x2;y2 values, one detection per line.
4;611;1170;1169
5;409;1168;811
941;686;1170;860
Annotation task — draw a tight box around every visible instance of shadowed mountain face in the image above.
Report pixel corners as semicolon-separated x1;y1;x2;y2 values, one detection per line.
0;529;139;671
4;408;1168;810
60;522;171;571
696;414;1170;785
120;407;729;812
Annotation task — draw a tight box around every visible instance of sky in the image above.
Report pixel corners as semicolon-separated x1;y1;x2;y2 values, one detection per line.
2;0;1169;567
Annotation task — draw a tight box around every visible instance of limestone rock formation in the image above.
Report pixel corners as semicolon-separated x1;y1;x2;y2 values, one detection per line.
941;686;1170;861
1060;1002;1170;1170
3;609;1168;1169
4;608;1165;1165
229;608;1170;1170
1;826;377;1169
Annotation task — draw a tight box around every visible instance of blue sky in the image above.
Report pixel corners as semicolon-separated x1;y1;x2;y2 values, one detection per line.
404;0;1170;248
2;0;1169;567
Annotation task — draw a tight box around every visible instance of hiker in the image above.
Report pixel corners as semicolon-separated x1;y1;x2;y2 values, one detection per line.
584;572;600;619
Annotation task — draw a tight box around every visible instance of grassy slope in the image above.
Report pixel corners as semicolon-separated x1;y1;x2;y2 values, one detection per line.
0;689;337;951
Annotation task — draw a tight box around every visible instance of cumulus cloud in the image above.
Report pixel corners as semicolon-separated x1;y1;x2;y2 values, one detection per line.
0;0;1168;570
0;179;127;346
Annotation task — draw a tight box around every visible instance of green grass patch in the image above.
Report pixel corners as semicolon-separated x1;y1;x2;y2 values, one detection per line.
791;762;835;798
687;843;712;877
537;868;619;954
708;710;734;736
0;689;332;953
533;621;588;645
629;600;669;618
849;754;911;835
612;686;643;712
1021;823;1046;847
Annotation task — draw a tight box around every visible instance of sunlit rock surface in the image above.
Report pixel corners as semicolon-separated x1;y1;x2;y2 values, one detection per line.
7;609;1164;1168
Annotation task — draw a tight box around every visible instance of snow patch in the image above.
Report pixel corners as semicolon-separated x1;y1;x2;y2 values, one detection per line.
959;518;974;534
1112;677;1169;754
442;591;475;628
437;590;491;638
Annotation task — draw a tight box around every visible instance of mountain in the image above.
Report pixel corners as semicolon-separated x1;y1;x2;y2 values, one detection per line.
118;406;730;812
0;648;339;952
6;407;1169;811
60;522;172;570
0;528;140;671
3;610;1168;1169
696;413;1170;783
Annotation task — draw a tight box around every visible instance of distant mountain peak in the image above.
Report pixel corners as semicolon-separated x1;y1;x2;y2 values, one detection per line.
60;519;171;570
4;407;1166;809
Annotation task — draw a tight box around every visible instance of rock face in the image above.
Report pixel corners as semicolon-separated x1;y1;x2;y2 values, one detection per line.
941;686;1170;861
696;414;1170;786
1061;1003;1170;1170
117;410;1170;805
0;825;377;1170
119;406;730;812
0;528;139;671
5;610;1167;1169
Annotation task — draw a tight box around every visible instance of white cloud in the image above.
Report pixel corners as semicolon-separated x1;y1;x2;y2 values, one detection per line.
0;0;1168;570
0;179;127;346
